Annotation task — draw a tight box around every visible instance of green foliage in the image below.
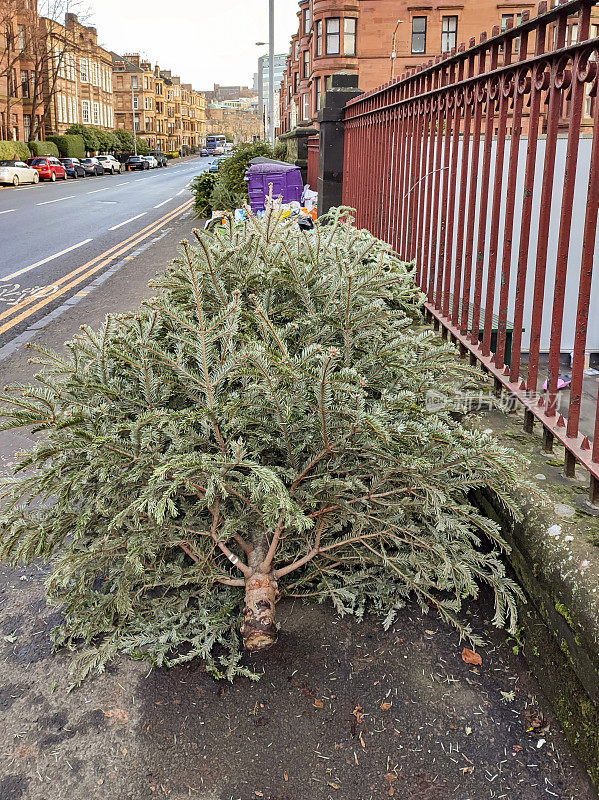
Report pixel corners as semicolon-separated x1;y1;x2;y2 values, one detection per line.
95;128;120;153
65;124;99;153
28;141;60;158
225;133;234;143
113;129;136;152
201;141;276;214
0;141;30;160
0;206;532;685
273;140;287;161
218;141;273;199
47;134;85;159
135;137;150;156
165;151;179;159
191;171;218;217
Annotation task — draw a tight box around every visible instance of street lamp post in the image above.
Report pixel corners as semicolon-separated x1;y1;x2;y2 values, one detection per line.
255;0;275;146
131;79;137;156
390;19;405;81
268;0;274;147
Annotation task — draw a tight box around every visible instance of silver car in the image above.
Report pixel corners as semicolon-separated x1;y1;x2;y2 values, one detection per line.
0;159;39;186
142;155;158;169
96;154;123;174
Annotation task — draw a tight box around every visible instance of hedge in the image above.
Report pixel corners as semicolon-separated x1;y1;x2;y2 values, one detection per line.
28;140;60;158
0;141;30;161
165;151;179;159
47;134;85;159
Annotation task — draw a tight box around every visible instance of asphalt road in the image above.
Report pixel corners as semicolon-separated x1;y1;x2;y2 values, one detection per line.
0;155;209;352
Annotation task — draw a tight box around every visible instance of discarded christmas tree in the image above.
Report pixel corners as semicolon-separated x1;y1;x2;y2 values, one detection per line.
0;206;528;683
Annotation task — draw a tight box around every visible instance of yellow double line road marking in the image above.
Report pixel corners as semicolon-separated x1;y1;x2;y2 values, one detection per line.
0;198;193;338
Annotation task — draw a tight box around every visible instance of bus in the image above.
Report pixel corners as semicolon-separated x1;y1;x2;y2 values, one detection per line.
206;134;226;155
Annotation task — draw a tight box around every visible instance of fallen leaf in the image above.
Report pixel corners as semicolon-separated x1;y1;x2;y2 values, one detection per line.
465;726;472;736
327;783;340;789
380;702;392;711
254;792;264;797
352;705;364;723
102;708;129;724
461;648;482;666
283;771;289;782
461;765;474;774
359;731;366;749
314;698;324;709
425;629;435;635
385;772;398;783
500;690;516;702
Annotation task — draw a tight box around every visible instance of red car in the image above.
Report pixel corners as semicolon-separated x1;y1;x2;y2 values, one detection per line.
27;156;67;182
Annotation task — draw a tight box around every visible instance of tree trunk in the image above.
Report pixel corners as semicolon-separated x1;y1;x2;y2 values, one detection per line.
241;571;278;651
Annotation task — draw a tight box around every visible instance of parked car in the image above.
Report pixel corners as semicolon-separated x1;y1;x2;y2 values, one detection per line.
59;158;86;178
27;156;67;182
142;155;158;169
208;160;220;173
149;150;167;167
80;158;105;176
200;148;209;157
0;159;40;186
96;154;123;174
126;155;149;171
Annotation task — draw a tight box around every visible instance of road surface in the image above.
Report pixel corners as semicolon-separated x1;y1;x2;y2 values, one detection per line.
0;155;209;357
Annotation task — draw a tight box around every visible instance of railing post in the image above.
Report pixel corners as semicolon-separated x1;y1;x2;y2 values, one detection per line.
317;73;363;214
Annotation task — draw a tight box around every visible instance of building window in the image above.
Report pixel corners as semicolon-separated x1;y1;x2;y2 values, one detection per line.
133;96;139;110
17;24;26;50
314;76;321;113
302;92;309;120
294;41;300;60
501;13;522;51
80;58;88;83
294;71;299;93
315;19;323;55
303;49;310;78
20;70;29;98
93;102;99;124
441;16;457;52
304;6;310;34
131;75;138;89
344;18;357;55
411;17;427;54
82;100;90;123
326;18;340;54
23;114;31;141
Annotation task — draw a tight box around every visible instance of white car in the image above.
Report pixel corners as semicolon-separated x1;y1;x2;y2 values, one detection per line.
142;155;158;169
96;154;123;174
0;159;40;186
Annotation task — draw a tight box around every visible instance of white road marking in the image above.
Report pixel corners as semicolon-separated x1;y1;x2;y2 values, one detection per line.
108;212;147;231
116;181;130;186
36;195;75;206
134;178;144;182
87;186;110;194
1;239;93;282
153;197;173;209
0;209;15;215
176;188;187;196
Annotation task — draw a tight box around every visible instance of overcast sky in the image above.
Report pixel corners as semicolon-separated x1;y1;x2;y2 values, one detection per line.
86;0;298;91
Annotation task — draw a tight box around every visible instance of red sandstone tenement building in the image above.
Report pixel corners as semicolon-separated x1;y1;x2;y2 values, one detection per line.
279;0;532;133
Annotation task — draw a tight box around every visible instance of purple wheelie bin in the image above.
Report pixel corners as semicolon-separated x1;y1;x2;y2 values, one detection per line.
246;162;304;213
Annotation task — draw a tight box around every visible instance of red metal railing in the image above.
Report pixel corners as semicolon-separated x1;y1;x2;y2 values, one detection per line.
343;0;599;502
307;134;320;192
